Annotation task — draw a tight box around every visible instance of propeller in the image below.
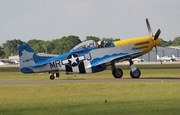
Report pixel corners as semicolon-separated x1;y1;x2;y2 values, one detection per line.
146;18;153;37
146;18;161;40
154;29;161;40
146;18;161;64
155;46;162;64
154;29;161;64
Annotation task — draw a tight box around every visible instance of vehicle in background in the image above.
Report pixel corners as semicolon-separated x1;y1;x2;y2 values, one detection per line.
10;60;20;64
156;55;172;62
172;55;179;61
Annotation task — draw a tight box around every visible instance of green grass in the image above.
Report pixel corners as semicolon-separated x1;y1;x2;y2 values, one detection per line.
1;69;180;80
0;64;180;115
0;82;180;115
0;64;180;80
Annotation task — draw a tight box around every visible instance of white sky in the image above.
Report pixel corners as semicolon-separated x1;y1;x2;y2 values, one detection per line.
0;0;180;45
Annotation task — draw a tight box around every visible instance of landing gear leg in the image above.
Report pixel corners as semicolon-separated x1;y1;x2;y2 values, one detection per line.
129;59;141;78
111;63;123;78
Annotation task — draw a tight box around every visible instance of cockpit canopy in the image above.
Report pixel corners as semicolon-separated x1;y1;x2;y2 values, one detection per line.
71;40;96;51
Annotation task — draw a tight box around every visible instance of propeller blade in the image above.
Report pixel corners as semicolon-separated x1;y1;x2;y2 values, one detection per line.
155;46;157;56
154;29;161;40
146;18;153;37
155;46;162;64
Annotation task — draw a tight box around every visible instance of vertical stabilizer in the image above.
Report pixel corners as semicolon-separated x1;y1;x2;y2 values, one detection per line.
18;44;40;73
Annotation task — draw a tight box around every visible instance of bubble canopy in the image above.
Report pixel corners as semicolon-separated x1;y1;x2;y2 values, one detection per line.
71;40;96;50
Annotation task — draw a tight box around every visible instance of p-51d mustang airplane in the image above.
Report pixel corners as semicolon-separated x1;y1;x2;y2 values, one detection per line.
18;18;161;80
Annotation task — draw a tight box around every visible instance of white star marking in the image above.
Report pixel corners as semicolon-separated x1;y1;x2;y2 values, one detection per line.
68;55;78;65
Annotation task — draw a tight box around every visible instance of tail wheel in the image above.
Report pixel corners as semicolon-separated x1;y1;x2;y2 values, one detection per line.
130;68;141;78
50;75;55;80
112;68;123;78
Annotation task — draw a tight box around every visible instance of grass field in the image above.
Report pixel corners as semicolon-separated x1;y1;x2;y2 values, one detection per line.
0;64;180;115
1;64;180;80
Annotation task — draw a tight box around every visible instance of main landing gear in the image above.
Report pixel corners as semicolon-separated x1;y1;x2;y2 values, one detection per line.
49;72;59;80
129;59;141;78
111;63;123;78
111;59;141;78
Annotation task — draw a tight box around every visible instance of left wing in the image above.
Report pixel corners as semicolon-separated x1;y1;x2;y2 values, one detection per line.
90;51;142;67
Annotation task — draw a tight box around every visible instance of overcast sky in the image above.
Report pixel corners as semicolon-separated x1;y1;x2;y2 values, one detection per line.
0;0;180;45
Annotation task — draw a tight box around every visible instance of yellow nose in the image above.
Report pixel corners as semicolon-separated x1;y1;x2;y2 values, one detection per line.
153;38;161;46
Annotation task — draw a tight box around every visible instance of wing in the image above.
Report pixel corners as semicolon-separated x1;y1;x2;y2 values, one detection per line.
90;51;142;67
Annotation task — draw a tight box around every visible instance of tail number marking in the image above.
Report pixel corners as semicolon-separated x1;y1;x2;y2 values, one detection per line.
23;58;33;63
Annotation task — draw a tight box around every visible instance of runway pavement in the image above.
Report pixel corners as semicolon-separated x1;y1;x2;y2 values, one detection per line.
0;78;180;85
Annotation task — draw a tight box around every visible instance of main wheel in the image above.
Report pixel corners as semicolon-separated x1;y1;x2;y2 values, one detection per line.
130;68;141;78
50;75;55;80
112;68;123;78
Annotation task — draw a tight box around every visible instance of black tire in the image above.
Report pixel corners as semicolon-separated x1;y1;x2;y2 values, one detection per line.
112;68;123;78
50;75;55;80
130;68;141;78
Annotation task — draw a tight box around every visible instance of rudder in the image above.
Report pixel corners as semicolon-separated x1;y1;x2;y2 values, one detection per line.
18;44;40;73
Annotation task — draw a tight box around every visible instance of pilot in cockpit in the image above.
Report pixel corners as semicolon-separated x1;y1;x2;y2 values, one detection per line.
97;40;103;48
97;40;112;48
86;43;90;48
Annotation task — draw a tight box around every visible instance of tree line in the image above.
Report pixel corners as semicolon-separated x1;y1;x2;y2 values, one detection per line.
159;37;180;47
0;35;180;59
0;35;119;59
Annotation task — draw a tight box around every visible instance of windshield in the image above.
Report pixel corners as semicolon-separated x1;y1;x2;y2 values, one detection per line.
71;40;96;50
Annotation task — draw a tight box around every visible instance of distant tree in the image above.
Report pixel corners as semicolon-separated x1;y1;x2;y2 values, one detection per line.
27;39;45;53
86;36;100;43
172;36;180;46
168;40;173;46
42;40;53;54
101;38;120;42
51;38;61;54
2;39;25;58
114;38;121;41
51;35;81;54
158;39;169;47
157;37;180;47
0;46;5;58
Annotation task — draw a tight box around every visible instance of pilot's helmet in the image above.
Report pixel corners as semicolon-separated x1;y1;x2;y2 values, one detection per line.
86;43;90;47
97;40;103;48
98;41;102;45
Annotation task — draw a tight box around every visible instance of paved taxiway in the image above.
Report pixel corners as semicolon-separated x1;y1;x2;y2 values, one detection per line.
0;78;180;85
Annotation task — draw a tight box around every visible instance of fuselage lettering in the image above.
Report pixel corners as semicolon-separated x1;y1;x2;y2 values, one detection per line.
50;60;61;69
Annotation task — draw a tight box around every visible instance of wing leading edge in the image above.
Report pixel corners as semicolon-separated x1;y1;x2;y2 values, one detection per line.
90;51;142;67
